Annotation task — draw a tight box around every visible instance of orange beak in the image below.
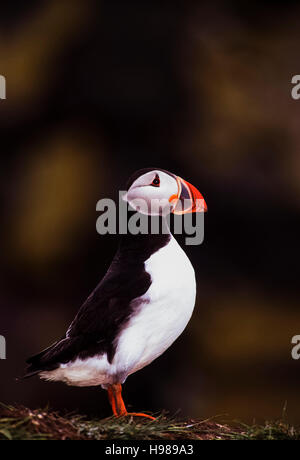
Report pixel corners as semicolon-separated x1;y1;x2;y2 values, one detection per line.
170;176;207;215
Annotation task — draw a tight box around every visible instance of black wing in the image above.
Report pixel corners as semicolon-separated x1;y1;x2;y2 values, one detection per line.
25;253;151;376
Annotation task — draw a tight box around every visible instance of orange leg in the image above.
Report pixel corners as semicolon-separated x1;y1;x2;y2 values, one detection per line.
107;386;117;415
106;383;155;420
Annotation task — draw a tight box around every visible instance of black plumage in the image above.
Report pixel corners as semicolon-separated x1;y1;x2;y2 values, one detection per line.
25;223;170;377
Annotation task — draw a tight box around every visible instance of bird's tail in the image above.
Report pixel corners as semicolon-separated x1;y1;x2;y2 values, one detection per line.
22;340;62;379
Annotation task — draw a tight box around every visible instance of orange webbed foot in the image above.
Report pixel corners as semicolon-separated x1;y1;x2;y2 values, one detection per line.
123;411;156;421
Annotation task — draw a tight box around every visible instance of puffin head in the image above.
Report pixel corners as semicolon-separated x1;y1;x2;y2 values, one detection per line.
124;168;207;216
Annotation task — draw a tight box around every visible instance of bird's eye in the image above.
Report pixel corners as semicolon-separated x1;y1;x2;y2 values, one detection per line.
151;174;160;187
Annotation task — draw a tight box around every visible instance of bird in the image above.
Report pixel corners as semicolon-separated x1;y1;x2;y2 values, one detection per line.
24;168;207;420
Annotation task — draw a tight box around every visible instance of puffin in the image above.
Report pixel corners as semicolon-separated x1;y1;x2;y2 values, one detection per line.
25;168;207;420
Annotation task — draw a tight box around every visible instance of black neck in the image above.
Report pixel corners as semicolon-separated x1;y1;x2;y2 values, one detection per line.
117;214;171;263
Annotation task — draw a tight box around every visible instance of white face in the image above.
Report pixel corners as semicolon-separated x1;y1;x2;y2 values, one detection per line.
124;170;178;216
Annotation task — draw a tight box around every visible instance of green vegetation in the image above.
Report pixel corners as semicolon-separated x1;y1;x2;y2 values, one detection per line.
0;404;299;440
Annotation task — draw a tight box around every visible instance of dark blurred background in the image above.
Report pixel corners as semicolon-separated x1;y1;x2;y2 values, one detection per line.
1;0;300;424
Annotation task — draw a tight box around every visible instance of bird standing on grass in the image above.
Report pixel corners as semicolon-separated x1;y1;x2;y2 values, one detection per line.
25;168;207;420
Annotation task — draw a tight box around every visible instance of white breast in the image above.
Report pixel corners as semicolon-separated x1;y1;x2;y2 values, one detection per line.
111;235;196;381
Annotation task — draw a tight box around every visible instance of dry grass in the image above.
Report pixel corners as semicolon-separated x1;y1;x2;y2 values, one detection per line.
0;404;299;440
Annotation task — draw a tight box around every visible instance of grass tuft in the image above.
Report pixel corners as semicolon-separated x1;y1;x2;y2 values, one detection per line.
232;420;300;440
0;404;299;440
